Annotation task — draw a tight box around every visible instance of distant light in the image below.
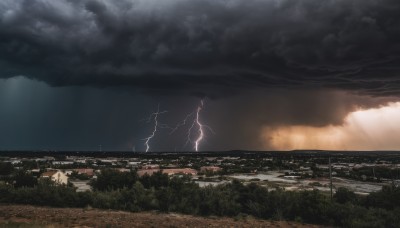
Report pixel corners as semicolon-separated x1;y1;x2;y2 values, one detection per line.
263;102;400;150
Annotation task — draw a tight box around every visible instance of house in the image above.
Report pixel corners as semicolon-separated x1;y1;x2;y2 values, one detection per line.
162;168;198;176
200;166;222;173
137;168;197;177
99;159;117;165
52;161;74;166
137;169;161;177
9;159;21;165
115;168;131;173
73;168;94;177
128;161;141;167
142;164;160;170
29;169;41;177
41;170;68;185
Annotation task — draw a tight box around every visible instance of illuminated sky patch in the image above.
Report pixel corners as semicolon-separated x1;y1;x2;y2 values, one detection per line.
263;102;400;150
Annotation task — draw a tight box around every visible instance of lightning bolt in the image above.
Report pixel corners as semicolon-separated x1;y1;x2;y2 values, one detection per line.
169;112;194;135
194;100;204;152
170;100;214;152
143;104;167;152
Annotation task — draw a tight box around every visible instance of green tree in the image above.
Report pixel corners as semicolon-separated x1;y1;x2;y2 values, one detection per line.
91;169;138;191
13;170;38;188
334;187;357;204
0;162;13;175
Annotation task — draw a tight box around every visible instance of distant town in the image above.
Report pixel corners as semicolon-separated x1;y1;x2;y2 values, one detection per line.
1;150;400;194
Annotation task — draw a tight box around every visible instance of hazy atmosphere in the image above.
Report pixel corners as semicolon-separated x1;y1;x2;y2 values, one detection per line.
1;0;400;151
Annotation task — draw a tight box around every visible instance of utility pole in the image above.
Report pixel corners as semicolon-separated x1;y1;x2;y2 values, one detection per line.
373;167;375;179
329;157;333;201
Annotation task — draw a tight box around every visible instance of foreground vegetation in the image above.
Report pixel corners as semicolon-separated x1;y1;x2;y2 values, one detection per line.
0;205;318;228
1;169;400;227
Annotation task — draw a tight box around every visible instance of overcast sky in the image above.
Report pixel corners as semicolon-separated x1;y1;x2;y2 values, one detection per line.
1;0;400;151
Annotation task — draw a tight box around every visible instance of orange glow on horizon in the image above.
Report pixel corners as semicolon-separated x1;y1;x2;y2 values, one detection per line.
263;102;400;150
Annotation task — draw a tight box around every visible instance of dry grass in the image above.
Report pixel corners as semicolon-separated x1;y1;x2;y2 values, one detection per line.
0;204;323;228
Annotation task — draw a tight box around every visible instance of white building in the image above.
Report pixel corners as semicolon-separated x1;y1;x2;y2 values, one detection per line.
41;170;69;185
52;161;74;165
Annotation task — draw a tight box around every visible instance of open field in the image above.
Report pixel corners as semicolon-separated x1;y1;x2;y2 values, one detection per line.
0;205;321;228
226;172;386;194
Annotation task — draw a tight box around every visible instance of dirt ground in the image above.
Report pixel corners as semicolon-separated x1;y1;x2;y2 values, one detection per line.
0;204;322;228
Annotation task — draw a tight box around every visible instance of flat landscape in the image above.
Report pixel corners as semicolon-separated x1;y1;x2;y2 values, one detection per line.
1;151;400;226
0;205;320;228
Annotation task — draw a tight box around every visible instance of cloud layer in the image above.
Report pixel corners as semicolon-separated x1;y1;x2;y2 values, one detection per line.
1;0;400;96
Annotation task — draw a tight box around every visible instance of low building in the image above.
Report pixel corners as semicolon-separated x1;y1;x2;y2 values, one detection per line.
41;170;68;185
28;169;41;178
115;168;131;173
74;168;95;177
137;168;197;177
162;168;198;176
128;161;141;167
9;159;21;165
75;160;87;164
142;164;160;170
52;161;74;166
200;166;222;173
137;169;161;177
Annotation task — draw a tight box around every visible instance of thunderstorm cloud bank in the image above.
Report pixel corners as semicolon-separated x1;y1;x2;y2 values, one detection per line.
1;0;400;96
1;0;400;151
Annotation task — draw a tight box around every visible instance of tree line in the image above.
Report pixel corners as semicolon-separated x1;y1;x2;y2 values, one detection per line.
0;169;399;227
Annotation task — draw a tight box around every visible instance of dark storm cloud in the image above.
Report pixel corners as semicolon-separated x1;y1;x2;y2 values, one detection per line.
203;89;396;150
1;0;400;96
